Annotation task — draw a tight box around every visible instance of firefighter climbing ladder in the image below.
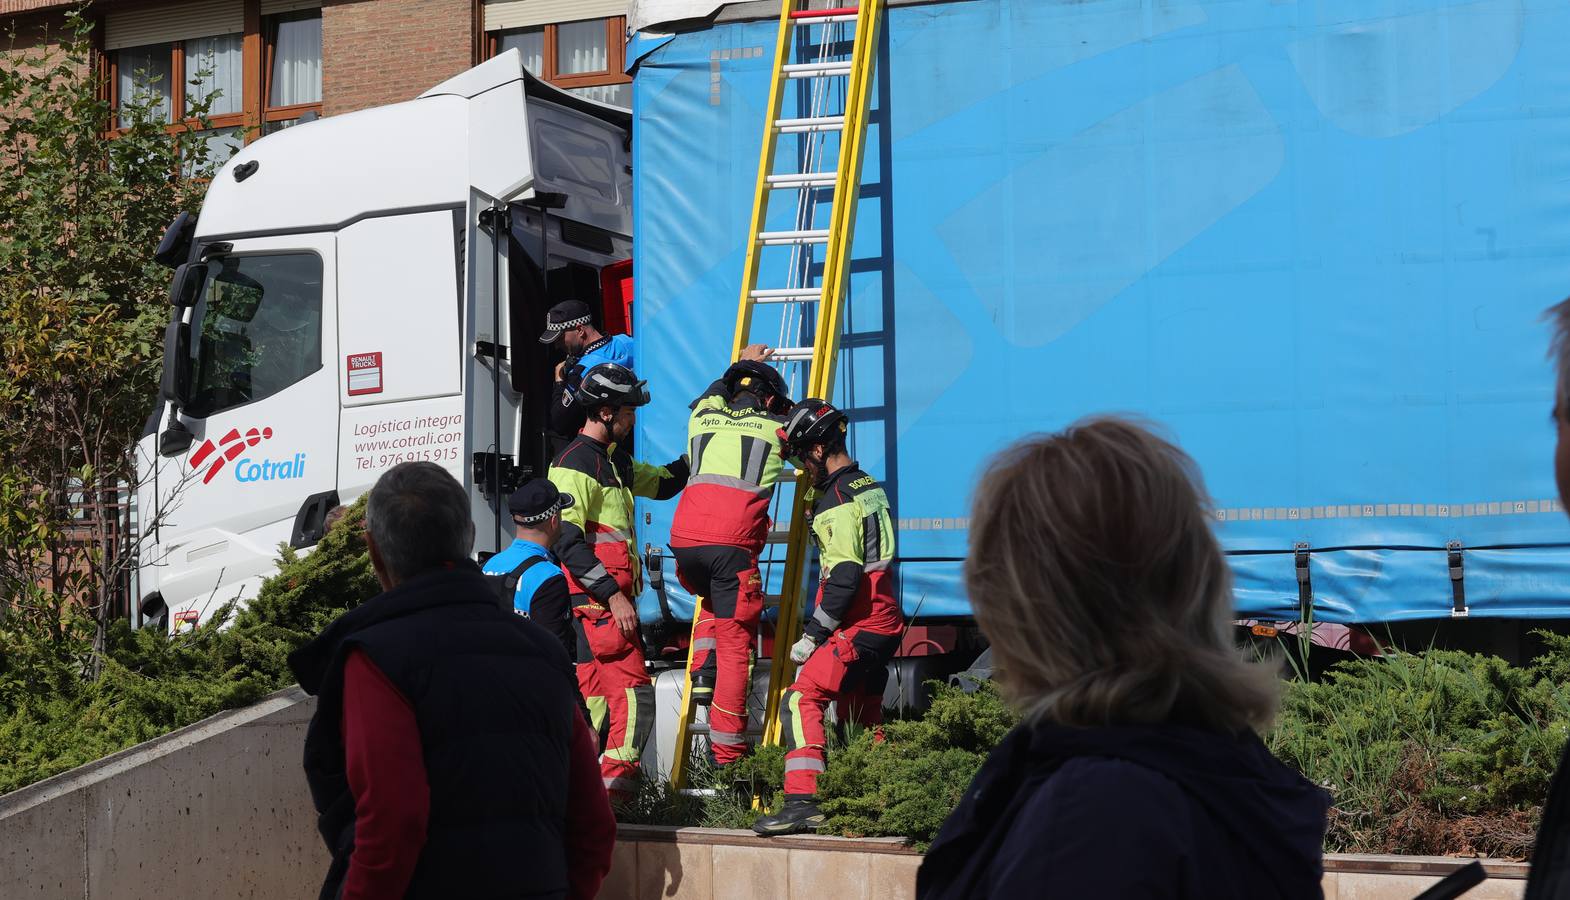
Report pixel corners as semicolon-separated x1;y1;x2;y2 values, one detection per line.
668;0;883;792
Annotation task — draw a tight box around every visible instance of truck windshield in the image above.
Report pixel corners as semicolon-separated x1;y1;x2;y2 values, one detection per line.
183;252;323;418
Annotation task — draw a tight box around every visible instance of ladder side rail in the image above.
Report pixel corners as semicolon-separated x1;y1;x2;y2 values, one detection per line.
758;474;816;747
668;594;709;790
759;2;884;750
731;0;803;361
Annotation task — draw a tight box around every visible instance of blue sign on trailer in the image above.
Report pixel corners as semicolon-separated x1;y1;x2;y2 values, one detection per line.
629;0;1570;624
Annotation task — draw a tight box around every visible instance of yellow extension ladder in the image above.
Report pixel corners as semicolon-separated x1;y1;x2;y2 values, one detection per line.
668;0;883;793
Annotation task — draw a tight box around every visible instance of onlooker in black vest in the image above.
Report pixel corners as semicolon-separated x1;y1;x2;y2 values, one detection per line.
288;462;615;900
918;419;1329;900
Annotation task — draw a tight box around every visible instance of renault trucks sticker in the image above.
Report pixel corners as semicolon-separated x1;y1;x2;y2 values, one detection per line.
346;352;384;396
172;609;200;635
190;426;274;484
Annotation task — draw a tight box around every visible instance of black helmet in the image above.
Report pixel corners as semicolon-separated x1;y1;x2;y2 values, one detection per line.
575;362;649;409
777;399;847;458
723;360;791;412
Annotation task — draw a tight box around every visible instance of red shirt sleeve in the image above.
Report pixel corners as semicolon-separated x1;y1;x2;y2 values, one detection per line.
341;648;430;900
565;712;616;900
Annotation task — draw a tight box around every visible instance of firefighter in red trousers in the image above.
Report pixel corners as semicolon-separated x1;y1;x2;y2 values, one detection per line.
549;362;688;803
753;399;904;835
668;343;792;767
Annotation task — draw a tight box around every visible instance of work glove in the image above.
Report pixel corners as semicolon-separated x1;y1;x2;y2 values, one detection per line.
790;635;819;665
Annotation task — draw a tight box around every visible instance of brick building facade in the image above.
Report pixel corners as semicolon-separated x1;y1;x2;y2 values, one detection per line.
1;0;633;166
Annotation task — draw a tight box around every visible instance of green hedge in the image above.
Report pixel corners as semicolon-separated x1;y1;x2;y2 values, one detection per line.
622;682;1014;851
630;648;1568;860
5;515;1566;860
1268;639;1570;858
0;498;377;794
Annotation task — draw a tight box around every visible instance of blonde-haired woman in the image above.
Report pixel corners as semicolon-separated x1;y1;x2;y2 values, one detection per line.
918;418;1328;899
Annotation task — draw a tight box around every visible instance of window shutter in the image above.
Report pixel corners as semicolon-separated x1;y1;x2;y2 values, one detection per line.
484;0;628;31
105;0;244;51
260;0;323;14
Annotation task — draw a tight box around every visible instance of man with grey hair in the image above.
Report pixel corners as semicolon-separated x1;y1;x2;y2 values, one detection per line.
288;462;615;900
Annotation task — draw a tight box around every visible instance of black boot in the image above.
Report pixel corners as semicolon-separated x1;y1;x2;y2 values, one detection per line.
752;799;825;836
691;674;715;707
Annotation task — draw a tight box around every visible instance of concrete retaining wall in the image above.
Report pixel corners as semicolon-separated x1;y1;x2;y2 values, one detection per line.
0;687;327;899
0;687;1536;899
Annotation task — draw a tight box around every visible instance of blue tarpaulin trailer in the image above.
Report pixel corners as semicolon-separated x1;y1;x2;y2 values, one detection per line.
627;0;1570;626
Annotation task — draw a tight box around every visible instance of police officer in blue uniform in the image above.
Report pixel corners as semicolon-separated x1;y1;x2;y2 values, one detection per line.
540;299;634;449
484;478;575;659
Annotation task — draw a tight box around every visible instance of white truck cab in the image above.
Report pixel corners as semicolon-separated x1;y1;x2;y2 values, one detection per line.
136;51;632;631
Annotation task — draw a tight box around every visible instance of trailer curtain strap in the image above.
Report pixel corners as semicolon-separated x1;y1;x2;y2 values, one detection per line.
1294;543;1312;622
1448;541;1468;618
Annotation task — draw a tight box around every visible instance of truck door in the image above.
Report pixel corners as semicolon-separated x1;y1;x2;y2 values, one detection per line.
466;203;524;558
335;210;466;508
156;234;338;627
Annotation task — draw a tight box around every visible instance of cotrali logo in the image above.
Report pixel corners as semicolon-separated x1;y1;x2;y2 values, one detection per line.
190;426;274;484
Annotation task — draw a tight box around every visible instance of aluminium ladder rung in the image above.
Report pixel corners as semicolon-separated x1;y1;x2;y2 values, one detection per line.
770;347;816;361
783;61;853;79
751;288;822;303
766;529;791;543
764;594;784;608
790;12;858;23
775;115;845;133
766;172;838;189
757;229;829;246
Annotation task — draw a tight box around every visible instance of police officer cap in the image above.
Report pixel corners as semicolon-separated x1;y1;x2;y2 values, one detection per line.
507;478;574;524
539;300;594;343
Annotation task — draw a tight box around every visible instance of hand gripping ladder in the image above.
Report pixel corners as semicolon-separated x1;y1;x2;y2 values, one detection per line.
667;0;883;793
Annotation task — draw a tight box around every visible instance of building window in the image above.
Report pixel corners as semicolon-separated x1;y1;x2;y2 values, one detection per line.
112;35;247;169
185;34;245;118
115;43;173;127
263;10;323;134
491;17;631;110
498;27;544;74
107;5;324;157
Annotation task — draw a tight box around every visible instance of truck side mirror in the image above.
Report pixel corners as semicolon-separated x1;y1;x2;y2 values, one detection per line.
167;262;206;308
154;212;195;269
159;319;191;406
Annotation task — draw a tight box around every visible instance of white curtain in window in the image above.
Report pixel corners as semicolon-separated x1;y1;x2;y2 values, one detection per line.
270;14;323;106
557;19;608;75
498;28;545;77
185;33;244;116
569;83;629;109
117;44;173;127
